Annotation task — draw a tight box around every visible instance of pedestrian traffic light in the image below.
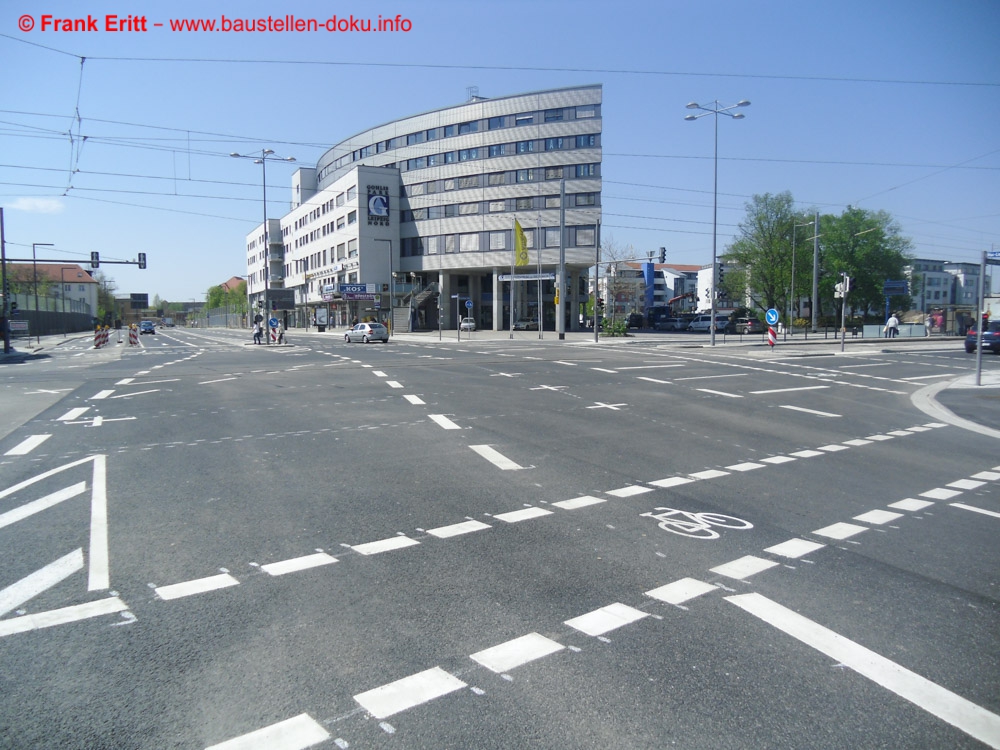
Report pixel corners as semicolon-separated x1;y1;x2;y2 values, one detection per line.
717;263;725;285
90;252;100;269
138;252;147;269
10;301;17;314
596;297;604;309
271;300;277;311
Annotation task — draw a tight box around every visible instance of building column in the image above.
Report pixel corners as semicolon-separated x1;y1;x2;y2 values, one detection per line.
492;268;501;331
439;272;452;329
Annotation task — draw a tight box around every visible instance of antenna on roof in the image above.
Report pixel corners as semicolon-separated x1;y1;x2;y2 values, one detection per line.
466;85;487;102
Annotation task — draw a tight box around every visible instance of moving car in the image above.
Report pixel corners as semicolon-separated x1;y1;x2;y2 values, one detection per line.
513;317;539;331
965;320;1000;354
460;317;476;332
626;312;644;329
687;314;729;332
139;320;156;335
344;322;389;343
726;317;764;334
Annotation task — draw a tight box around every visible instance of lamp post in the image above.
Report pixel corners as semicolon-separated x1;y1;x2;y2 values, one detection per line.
409;272;417;332
685;99;749;346
231;149;296;340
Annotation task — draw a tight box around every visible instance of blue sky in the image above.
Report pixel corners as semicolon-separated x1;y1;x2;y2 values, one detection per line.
2;0;998;302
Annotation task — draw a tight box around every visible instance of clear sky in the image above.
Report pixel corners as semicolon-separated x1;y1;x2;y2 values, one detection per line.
2;0;998;303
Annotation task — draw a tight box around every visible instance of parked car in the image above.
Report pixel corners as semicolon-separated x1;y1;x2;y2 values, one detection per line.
654;317;683;331
687;314;729;332
965;320;1000;354
726;317;764;335
139;320;156;335
344;322;389;343
460;317;476;332
513;317;539;331
626;312;644;329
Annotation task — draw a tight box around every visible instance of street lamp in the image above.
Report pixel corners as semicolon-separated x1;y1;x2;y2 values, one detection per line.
231;149;296;341
685;99;749;346
409;272;417;332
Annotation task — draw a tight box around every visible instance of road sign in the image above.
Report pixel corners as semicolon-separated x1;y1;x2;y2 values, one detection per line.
498;273;555;281
268;317;279;328
987;250;1000;259
765;308;779;326
465;299;473;309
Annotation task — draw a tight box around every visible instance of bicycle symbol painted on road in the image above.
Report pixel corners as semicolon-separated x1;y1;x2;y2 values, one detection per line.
640;507;753;540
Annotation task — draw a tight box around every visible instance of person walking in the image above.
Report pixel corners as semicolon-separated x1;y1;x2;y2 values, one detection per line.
253;322;262;344
884;313;899;338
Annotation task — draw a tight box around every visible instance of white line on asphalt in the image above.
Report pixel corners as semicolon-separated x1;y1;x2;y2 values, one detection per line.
90;390;114;400
565;602;649;636
403;395;426;405
470;632;565;673
710;555;780;580
198;377;238;385
900;373;959;380
689;469;729;480
920;487;963;500
649;476;695;488
750;385;830;395
972;471;1000;481
88;455;109;591
889;498;935;511
591;367;618;373
494;507;552;523
865;434;894;441
727;592;1000;750
205;712;331;750
947;479;986;490
853;509;904;525
778;405;841;418
4;434;51;456
0;597;129;639
351;536;420;556
675;373;748;381
110;389;159;398
428;414;461;430
0;481;87;530
552;495;606;510
636;377;672;384
58;407;90;421
607;485;654;497
354;667;467;720
0;548;84;617
726;462;765;472
115;378;135;385
373;371;387;377
812;522;868;540
843;439;872;446
645;577;718;605
818;444;849;452
469;444;524;470
155;573;239;600
950;503;1000;519
764;538;825;559
261;553;338;576
618;364;685;370
696;389;743;398
427;520;492;539
554;361;578;366
760;456;797;464
386;381;404;389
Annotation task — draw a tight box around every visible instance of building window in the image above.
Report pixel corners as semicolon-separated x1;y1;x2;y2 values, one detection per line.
545;137;564;151
489;200;506;212
406;132;424;145
347;210;357;224
459;175;479;189
346;187;357;201
516;197;532;210
348;239;358;256
545;167;563;180
409;182;425;196
575;193;596;206
516;140;534;154
545;196;561;208
515;113;533;126
426;128;440;141
545;227;561;247
575;163;596;178
460;233;479;252
488;144;507;157
459;121;478;135
576;226;596;246
408;156;427;169
576;134;596;148
544;109;563;122
410;208;428;220
488;116;506;130
446;235;456;253
337;217;346;230
445;151;456;164
337;243;346;259
490;231;507;250
444;124;457;137
459;203;479;215
336;193;345;207
516;169;534;183
575;105;596;119
444;178;456;190
488;172;506;186
427;153;440;167
458;148;479;161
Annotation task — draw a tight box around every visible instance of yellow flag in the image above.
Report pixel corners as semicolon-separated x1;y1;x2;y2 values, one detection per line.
514;220;529;267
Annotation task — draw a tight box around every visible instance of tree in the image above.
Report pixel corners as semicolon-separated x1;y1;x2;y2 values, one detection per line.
92;272;117;322
817;207;913;319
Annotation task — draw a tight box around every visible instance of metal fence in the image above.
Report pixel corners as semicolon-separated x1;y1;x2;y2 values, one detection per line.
4;292;94;338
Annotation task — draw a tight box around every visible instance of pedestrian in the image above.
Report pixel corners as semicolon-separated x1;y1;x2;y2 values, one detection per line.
884;312;899;338
277;324;285;344
253;322;262;344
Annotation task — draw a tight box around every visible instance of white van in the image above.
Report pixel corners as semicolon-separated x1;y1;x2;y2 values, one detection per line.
687;314;729;332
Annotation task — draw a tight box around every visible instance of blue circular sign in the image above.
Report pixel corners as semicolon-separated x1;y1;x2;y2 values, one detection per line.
765;308;779;326
268;317;279;328
465;299;473;309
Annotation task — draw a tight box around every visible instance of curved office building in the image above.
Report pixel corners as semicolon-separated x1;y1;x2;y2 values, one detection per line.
244;84;602;331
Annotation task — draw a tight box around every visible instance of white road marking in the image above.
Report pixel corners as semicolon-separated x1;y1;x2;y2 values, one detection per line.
428;414;461;430
427;520;491;539
726;462;765;472
552;495;606;510
649;476;695;488
261;553;338;576
565;603;649;636
587;401;627;410
900;373;959;380
205;713;331;750
110;389;159;398
689;469;729;480
790;450;824;458
89;390;114;400
948;479;986;490
951;503;1000;520
373;371;387;377
591;367;618;374
199;377;239;385
636;377;672;384
403;395;425;405
386;381;404;389
354;667;467;720
812;522;868;540
842;439;872;446
696;389;742;398
865;434;894;441
554;361;578;366
351;536;420;556
0;548;84;617
58;407;90;421
921;487;963;500
4;434;51;456
887;430;915;436
494;507;552;523
645;577;717;605
764;538;825;559
674;373;747;382
779;405;841;418
854;510;904;525
750;385;829;395
607;485;654;497
760;455;796;464
618;364;684;371
88;455;109;591
0;597;129;638
818;444;849;452
469;444;524;470
155;573;239;600
115;378;135;385
470;632;564;673
0;481;87;530
889;498;935;511
970;471;1000;481
710;555;780;580
727;593;1000;750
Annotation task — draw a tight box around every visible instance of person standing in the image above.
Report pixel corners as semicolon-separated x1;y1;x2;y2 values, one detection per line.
253;322;262;344
885;313;899;338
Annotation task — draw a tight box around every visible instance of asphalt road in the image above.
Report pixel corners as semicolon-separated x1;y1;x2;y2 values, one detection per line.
1;329;998;749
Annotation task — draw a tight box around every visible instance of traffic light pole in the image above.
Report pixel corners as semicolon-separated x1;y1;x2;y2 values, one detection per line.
1;207;10;354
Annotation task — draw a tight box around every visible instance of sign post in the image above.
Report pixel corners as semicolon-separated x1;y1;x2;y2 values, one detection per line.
765;308;779;349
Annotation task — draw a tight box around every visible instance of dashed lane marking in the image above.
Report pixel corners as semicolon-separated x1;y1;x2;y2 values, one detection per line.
696;388;743;398
428;414;461;430
261;553;338;577
779;405;840;418
564;602;649;636
205;712;331;750
470;632;564;674
812;522;868;540
645;577;717;605
155;573;239;601
4;434;51;456
354;667;467;720
351;536;420;556
710;555;780;580
469;444;524;470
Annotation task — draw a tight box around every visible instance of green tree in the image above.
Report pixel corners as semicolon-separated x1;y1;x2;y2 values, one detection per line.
818;207;913;319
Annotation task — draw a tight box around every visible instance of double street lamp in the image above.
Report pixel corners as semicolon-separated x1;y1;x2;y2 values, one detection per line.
685;99;750;346
230;149;296;323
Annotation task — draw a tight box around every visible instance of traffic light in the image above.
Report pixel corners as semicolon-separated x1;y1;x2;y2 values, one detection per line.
717;263;725;285
10;301;17;314
843;275;851;293
90;252;100;268
138;252;147;269
596;297;604;309
834;282;844;298
271;300;277;311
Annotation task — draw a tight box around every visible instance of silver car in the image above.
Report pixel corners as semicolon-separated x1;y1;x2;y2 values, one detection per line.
344;322;389;343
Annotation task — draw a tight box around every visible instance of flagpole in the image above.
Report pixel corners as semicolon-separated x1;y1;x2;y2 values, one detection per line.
510;217;515;339
536;215;542;339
